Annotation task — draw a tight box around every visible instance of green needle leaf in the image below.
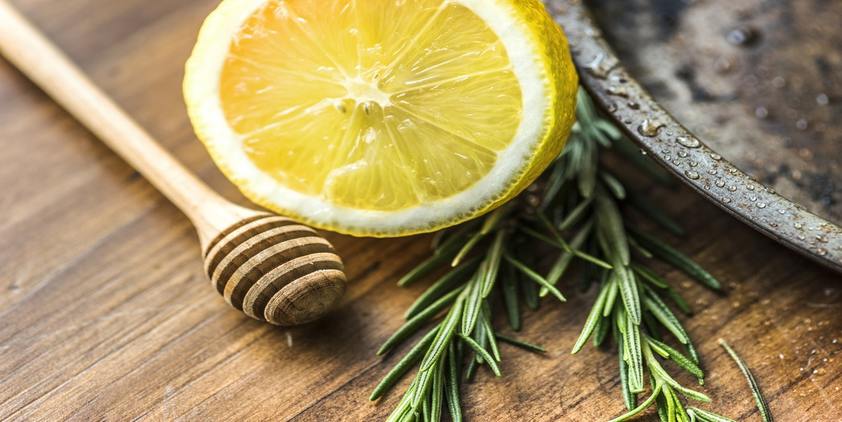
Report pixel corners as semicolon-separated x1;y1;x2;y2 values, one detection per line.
458;334;501;377
399;233;465;287
627;192;685;236
504;254;566;302
378;287;462;355
371;326;439;401
501;264;521;331
595;189;630;265
609;382;663;422
480;230;506;297
648;337;704;379
625;313;645;393
615;264;642;325
420;298;464;372
572;282;611;353
495;334;546;354
687;407;737;422
631;229;721;290
444;344;462;422
404;257;480;320
718;339;773;422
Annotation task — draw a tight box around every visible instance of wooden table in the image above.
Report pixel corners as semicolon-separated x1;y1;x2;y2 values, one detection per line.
1;0;840;420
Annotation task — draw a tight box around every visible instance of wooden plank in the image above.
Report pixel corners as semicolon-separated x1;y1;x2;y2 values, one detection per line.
0;0;840;420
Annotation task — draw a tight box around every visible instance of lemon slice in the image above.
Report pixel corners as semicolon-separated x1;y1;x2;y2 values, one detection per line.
184;0;577;236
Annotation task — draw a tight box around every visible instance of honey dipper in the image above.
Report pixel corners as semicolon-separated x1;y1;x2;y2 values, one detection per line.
0;1;346;326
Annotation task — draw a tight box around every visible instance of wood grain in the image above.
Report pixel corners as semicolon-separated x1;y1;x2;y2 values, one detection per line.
0;0;840;420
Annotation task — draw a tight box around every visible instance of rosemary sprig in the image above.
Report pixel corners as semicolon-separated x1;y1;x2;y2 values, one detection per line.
718;339;773;422
371;89;755;421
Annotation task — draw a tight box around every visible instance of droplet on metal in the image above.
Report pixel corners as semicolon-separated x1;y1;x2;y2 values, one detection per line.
685;170;700;180
676;136;701;149
637;119;663;137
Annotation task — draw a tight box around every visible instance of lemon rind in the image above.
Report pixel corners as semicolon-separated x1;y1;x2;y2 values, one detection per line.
184;0;575;237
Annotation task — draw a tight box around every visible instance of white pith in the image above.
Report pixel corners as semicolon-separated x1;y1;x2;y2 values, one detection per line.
184;0;550;234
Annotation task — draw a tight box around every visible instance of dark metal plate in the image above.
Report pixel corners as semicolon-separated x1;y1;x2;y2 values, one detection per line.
547;0;842;273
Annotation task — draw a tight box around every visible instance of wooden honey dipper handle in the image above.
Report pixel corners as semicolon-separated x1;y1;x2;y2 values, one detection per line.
0;0;244;244
0;1;347;326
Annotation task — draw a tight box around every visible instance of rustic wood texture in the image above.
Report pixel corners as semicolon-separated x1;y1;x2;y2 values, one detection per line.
0;0;840;420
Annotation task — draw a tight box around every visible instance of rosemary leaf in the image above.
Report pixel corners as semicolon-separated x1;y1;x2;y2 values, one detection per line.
558;198;593;231
625;312;645;393
378;287;463;355
644;296;690;345
595;189;631;265
430;360;444;422
505;254;566;302
405;257;479;319
609;382;663;422
520;273;540;310
496;334;546;354
371;326;439;401
420;298;465;372
618;336;636;410
603;277;619;317
458;334;502;377
633;264;669;288
445;344;462;422
648;337;704;379
593;315;610;347
572;281;611;353
632;230;721;290
601;171;627;199
687;407;736;422
501;264;521;330
399;235;464;287
480;307;501;362
627;192;685;236
718;339;773;422
544;221;593;292
480;230;506;297
460;275;483;337
615;263;642;325
644;287;692;346
451;230;486;267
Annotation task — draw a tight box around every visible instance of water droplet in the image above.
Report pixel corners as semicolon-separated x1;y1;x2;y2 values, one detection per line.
710;153;722;161
817;248;828;256
757;202;767;209
726;26;760;47
627;101;640;110
689;161;699;167
771;76;786;89
685;170;700;180
586;53;615;79
723;197;733;204
728;185;738;192
607;85;628;98
816;93;830;106
796;118;809;131
678;151;688;158
637;119;663;137
715;179;726;188
754;106;769;119
795;222;804;229
676;136;701;148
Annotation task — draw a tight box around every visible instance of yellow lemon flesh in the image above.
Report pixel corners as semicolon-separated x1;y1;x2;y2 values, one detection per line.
185;0;578;236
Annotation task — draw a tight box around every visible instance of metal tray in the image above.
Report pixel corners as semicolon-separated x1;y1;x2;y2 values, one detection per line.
547;0;842;273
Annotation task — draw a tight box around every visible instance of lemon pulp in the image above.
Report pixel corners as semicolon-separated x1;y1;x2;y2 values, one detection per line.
219;0;522;211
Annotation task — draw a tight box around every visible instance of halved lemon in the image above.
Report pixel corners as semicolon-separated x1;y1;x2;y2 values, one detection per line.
184;0;578;237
